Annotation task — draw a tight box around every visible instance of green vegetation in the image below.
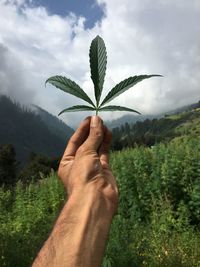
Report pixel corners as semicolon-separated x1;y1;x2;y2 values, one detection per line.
0;173;65;267
0;142;61;186
111;107;200;149
46;36;161;115
0;136;200;267
0;144;17;186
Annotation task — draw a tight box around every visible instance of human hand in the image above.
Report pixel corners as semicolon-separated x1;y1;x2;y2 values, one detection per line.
58;116;118;216
32;117;118;267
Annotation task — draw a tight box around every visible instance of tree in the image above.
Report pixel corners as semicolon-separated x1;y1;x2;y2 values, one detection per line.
0;144;17;186
18;153;54;183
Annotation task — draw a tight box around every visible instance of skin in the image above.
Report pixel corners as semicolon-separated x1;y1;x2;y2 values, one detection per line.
32;116;118;267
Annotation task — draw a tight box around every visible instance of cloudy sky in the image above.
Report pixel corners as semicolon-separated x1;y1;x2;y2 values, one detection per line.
0;0;199;127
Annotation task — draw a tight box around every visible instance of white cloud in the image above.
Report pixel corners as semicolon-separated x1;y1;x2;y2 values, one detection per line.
0;43;35;103
97;0;200;115
0;0;199;127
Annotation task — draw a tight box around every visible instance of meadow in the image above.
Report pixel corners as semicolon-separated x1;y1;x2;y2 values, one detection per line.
0;135;200;267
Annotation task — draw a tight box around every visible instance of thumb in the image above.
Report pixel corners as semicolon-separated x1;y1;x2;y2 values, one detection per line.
83;116;104;151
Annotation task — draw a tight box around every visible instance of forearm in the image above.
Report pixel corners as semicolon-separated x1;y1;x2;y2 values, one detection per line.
32;189;114;267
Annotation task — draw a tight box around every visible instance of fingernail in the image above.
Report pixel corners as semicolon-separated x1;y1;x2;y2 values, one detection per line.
91;116;100;127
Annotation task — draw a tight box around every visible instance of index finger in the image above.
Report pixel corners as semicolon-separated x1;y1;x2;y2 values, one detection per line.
62;117;91;160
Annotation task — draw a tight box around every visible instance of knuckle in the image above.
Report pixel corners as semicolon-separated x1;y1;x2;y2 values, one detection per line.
101;161;109;169
77;145;87;155
93;130;103;139
57;162;66;178
69;137;79;147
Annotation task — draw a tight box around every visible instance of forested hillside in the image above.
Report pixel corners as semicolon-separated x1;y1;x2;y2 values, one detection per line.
106;101;200;129
31;104;74;142
106;113;160;129
111;104;200;150
0;95;74;165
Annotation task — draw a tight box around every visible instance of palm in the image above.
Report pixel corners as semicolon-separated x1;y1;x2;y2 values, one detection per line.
58;117;118;211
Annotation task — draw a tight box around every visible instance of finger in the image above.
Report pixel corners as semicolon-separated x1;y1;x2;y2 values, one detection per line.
83;116;104;151
62;117;91;159
99;126;112;166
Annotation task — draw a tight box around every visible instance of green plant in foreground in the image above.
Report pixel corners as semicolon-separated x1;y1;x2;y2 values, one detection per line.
46;36;161;116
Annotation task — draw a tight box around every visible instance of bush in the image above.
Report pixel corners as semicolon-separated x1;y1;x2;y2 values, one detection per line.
0;172;65;267
0;136;200;266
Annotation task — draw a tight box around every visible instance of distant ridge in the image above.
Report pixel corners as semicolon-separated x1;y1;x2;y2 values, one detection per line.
0;95;74;165
31;104;74;142
106;101;200;128
110;101;200;150
105;114;161;129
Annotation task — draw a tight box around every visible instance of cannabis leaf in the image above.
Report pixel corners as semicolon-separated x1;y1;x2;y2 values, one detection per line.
99;105;141;114
58;105;95;116
46;35;162;116
100;75;161;107
89;35;107;107
45;76;95;107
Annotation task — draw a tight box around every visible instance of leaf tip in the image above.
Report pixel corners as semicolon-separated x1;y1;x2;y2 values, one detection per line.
45;78;49;87
153;74;163;78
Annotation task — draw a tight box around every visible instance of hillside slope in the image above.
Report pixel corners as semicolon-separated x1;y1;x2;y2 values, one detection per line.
0;95;74;164
31;104;74;142
111;106;200;149
106;101;200;129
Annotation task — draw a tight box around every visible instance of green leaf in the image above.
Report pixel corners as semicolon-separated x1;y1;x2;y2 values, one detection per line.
89;35;107;106
58;105;95;116
100;75;162;107
99;105;141;114
46;76;95;107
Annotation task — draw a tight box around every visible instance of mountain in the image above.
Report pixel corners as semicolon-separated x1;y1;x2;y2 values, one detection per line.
105;114;161;128
164;101;200;116
106;101;200;129
111;103;200;150
0;95;74;165
31;104;74;142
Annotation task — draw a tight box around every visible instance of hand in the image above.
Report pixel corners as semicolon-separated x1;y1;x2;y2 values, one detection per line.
58;116;118;215
32;116;117;267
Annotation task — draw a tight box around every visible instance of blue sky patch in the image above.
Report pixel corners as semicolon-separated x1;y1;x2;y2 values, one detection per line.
32;0;104;29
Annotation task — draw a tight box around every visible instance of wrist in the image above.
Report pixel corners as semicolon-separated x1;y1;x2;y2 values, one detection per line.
34;185;114;267
51;187;114;266
67;186;116;221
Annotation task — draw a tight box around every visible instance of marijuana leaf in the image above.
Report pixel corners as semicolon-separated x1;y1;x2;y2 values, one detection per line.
46;36;162;116
46;76;95;107
89;35;107;107
58;105;96;116
99;105;141;114
100;75;162;107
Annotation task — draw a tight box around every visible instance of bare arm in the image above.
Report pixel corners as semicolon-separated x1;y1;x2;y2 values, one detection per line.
32;116;118;267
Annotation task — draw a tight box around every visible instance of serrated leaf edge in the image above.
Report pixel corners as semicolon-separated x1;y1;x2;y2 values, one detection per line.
99;105;141;114
100;75;162;107
46;76;96;108
89;35;107;106
58;105;96;116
